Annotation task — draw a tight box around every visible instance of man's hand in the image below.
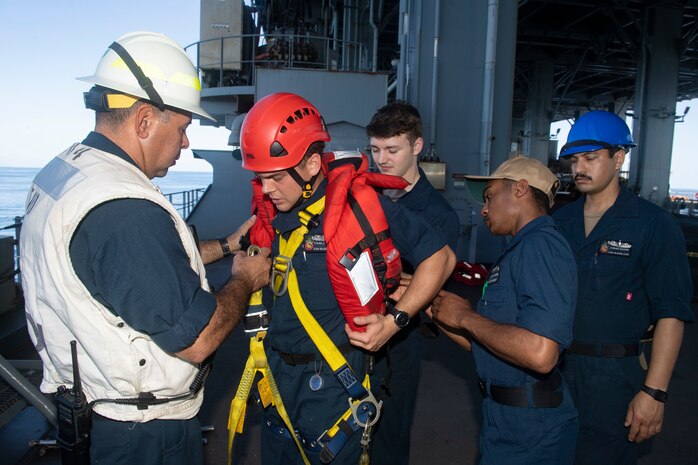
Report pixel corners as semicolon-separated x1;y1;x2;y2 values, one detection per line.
228;215;258;252
430;290;475;330
231;247;271;292
625;391;665;443
198;215;259;265
345;313;400;352
387;273;412;302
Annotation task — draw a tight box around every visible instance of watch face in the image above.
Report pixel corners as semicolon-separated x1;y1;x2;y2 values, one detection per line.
395;311;409;328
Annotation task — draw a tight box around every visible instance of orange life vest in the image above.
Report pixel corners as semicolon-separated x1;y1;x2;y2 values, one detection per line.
247;151;408;332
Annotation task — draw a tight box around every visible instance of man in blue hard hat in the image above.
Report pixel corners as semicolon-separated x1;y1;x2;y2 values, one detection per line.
553;110;694;465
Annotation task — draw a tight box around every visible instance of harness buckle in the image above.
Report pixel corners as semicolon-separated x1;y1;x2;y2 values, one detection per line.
271;255;293;296
316;428;331;448
349;390;382;428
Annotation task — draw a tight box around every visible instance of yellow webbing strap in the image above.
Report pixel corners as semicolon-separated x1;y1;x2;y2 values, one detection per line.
272;197;325;296
285;268;355;371
226;327;310;465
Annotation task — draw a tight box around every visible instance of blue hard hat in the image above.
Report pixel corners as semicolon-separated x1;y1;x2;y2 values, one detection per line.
559;110;636;158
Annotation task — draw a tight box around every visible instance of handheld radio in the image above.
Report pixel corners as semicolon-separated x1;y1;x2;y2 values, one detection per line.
55;340;92;465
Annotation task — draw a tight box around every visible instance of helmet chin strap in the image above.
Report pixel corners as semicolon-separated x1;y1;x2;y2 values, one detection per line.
286;167;320;209
108;41;165;111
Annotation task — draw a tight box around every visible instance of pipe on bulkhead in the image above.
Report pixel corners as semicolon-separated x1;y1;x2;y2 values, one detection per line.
369;0;378;72
429;0;441;151
478;0;499;175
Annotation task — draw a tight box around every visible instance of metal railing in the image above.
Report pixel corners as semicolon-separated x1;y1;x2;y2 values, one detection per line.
672;197;698;217
0;217;22;286
163;188;206;220
185;32;370;88
1;188;205;286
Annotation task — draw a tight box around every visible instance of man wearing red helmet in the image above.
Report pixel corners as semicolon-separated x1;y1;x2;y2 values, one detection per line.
554;111;693;465
239;92;456;465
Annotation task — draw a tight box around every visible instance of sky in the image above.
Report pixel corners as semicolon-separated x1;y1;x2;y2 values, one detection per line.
0;0;227;173
1;1;697;189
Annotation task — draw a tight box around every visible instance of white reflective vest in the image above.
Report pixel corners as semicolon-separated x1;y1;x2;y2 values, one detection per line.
20;144;210;421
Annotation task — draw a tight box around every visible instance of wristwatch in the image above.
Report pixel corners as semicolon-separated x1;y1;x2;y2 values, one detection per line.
218;237;233;258
641;385;668;403
386;301;410;328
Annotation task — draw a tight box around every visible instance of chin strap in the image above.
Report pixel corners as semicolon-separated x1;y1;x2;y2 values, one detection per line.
287;167;319;200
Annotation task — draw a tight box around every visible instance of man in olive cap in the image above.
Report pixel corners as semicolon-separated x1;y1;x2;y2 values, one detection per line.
430;157;579;465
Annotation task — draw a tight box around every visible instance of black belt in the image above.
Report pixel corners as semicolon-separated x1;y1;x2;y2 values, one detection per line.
478;372;563;408
276;342;355;366
566;340;640;358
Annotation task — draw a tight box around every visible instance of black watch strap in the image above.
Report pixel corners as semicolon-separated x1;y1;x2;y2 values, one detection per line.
219;237;233;258
641;385;668;403
386;301;409;328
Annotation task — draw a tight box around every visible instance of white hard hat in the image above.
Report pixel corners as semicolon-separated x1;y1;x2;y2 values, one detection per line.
77;31;215;122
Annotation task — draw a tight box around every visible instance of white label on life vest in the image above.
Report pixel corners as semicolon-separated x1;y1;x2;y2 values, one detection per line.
347;251;379;306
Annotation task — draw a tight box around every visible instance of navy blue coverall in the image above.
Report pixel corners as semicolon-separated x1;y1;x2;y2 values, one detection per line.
260;181;447;465
554;188;694;465
371;168;460;465
473;216;579;465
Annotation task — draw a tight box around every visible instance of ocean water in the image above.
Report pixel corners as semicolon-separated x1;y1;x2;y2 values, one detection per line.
0;167;212;233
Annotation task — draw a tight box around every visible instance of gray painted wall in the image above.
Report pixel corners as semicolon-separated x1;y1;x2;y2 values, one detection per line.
255;68;387;127
407;0;519;262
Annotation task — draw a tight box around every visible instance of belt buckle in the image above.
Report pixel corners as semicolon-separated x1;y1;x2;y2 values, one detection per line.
603;344;626;358
271;255;293;296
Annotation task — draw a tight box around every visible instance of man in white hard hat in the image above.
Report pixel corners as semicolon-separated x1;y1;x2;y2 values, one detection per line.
20;32;271;465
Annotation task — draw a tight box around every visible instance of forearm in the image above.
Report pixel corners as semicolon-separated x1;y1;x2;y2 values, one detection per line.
198;235;239;265
433;319;473;350
644;318;684;391
461;312;558;374
176;275;254;363
397;245;455;318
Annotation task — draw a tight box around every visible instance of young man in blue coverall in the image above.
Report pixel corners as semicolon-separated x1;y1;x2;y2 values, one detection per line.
553;110;694;465
365;101;460;465
429;157;579;465
20;32;271;465
238;92;456;465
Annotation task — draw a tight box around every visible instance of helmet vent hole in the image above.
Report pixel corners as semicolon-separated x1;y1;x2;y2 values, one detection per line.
280;125;287;134
270;141;288;158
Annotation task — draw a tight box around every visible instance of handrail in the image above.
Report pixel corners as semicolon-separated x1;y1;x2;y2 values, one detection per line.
1;188;206;286
184;32;370;88
163;188;206;220
672;197;698;217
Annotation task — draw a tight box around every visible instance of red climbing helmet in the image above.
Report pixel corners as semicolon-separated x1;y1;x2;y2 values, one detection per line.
240;92;330;172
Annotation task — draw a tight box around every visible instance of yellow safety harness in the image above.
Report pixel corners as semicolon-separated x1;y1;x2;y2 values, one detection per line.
228;197;381;465
226;246;308;465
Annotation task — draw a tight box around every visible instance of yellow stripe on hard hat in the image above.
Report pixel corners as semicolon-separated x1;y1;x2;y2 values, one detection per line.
105;93;139;109
110;58;201;90
170;71;202;91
